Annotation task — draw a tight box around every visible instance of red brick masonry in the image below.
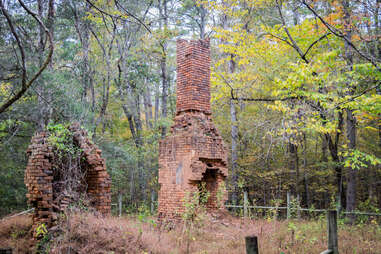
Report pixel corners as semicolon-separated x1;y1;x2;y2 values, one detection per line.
25;123;111;237
158;39;228;219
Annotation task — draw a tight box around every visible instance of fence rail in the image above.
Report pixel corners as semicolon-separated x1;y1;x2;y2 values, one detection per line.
225;204;381;216
111;190;381;218
226;191;381;218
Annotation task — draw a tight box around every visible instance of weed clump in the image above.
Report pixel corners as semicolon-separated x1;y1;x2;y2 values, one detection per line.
46;123;88;212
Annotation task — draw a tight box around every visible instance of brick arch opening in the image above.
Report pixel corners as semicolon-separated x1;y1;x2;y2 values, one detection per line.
25;123;111;238
198;168;220;209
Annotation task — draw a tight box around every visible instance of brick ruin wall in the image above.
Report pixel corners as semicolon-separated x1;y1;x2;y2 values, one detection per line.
25;123;111;237
158;39;228;219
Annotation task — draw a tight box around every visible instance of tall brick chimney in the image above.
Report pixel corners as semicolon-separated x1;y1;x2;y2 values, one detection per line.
176;39;211;115
158;39;228;219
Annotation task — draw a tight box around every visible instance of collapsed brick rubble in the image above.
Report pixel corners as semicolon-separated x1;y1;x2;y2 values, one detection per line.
25;123;111;237
158;39;228;219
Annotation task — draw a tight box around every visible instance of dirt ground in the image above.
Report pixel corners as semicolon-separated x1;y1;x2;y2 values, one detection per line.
1;211;380;254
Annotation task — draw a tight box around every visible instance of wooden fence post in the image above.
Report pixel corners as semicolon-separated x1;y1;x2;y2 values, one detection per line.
320;210;339;254
327;210;338;254
287;191;291;219
245;235;258;254
336;194;342;214
244;191;248;218
297;195;301;219
118;193;122;217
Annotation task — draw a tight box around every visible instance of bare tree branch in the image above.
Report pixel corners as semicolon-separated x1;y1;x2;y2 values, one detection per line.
266;32;295;49
231;96;299;102
85;0;152;33
334;82;380;109
0;0;26;86
302;33;331;59
218;73;299;102
0;0;54;114
276;0;308;63
300;0;381;72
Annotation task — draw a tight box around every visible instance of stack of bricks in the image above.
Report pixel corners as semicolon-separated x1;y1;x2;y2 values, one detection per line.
69;123;111;215
158;39;228;219
25;132;54;236
25;123;111;238
176;39;211;114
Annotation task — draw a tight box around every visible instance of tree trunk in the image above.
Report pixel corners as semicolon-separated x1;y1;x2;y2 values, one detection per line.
378;86;381;148
133;95;143;147
321;134;328;163
160;55;168;137
375;0;380;59
159;0;168;138
324;110;345;210
302;133;310;208
289;141;300;202
37;0;45;131
130;168;135;207
36;0;54;131
72;1;92;104
197;3;207;39
143;83;153;129
82;3;91;103
134;96;146;202
91;25;115;137
346;108;357;219
122;104;142;149
123;93;144;203
341;0;357;223
118;192;123;217
376;0;381;147
151;190;155;214
230;98;239;206
154;87;160;124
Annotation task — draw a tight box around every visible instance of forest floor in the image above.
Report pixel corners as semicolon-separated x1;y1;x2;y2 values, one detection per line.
1;211;380;254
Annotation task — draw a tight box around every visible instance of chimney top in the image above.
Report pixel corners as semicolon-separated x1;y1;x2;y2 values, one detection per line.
176;39;211;115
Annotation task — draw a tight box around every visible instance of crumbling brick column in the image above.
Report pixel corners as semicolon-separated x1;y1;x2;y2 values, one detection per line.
25;123;111;237
158;39;228;219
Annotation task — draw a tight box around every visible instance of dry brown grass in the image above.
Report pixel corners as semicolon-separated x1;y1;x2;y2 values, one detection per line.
49;211;381;254
49;212;144;254
0;214;32;253
1;211;380;254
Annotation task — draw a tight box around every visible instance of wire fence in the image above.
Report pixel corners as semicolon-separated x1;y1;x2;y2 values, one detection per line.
225;204;381;217
225;191;381;221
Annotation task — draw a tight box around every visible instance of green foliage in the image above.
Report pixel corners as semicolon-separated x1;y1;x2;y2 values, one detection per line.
35;223;52;254
136;204;154;223
216;181;226;209
10;228;27;240
182;182;210;223
354;198;381;224
0;120;31;215
35;223;48;238
267;198;282;220
205;0;381;217
68;193;92;212
47;123;78;155
288;196;301;219
181;182;210;253
342;149;381;170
